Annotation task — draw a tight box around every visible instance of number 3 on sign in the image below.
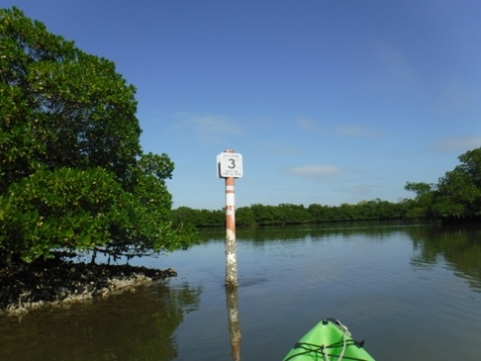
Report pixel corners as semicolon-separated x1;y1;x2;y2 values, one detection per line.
217;152;243;178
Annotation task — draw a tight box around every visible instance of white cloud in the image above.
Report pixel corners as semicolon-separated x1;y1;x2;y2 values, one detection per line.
296;117;383;138
374;41;420;88
436;136;481;152
432;78;474;117
191;114;241;135
296;117;324;133
335;125;383;137
174;113;242;144
288;164;342;178
339;184;377;197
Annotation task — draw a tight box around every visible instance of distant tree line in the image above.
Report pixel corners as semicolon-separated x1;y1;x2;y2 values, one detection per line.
173;147;481;228
172;199;410;228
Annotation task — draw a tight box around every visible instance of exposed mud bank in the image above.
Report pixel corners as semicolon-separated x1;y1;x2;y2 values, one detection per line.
0;257;177;316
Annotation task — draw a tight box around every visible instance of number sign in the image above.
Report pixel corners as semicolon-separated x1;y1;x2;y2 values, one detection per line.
217;152;243;178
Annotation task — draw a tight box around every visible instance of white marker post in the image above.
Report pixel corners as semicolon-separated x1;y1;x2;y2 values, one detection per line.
217;149;243;288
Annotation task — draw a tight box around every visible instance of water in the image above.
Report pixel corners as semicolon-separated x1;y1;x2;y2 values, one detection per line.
1;223;481;360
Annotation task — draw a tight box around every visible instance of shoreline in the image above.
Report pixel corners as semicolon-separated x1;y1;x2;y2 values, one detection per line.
0;257;177;316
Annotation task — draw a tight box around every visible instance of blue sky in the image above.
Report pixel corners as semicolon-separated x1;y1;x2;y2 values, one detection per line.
4;1;481;209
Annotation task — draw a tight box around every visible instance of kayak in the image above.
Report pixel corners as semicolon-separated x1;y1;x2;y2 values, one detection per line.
282;318;376;361
283;319;376;361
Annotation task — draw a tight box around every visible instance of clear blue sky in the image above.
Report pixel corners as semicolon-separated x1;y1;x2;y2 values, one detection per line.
4;1;481;210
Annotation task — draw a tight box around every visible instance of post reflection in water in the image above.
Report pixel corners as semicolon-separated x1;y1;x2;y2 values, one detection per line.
225;286;241;361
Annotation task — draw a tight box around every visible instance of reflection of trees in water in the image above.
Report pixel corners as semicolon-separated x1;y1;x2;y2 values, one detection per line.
235;221;423;244
202;222;481;294
0;282;202;361
241;222;481;294
408;225;481;292
196;221;425;244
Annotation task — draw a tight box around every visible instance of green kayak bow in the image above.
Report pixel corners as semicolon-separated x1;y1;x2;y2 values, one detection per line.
283;318;377;361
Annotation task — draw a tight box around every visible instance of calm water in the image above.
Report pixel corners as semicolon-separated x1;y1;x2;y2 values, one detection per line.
1;223;481;361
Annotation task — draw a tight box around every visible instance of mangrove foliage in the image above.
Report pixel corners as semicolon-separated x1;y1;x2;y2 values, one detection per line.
0;7;196;264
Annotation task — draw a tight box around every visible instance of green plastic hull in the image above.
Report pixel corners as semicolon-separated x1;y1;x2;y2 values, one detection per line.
283;319;376;361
